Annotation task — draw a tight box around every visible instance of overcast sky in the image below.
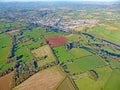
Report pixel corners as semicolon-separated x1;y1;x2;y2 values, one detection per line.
0;0;119;2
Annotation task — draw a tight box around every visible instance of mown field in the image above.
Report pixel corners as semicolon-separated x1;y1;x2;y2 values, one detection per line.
32;45;56;66
55;77;75;90
13;66;66;90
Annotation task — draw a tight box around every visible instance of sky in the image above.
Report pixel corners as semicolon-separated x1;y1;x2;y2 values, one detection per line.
0;0;119;2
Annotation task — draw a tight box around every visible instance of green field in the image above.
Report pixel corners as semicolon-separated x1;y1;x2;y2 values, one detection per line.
106;59;120;69
0;33;14;72
0;22;27;32
53;46;75;63
66;55;106;74
83;24;120;44
69;48;92;59
104;70;120;90
74;66;112;90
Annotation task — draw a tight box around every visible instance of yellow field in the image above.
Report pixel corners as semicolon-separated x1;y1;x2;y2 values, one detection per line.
32;45;56;66
13;66;65;90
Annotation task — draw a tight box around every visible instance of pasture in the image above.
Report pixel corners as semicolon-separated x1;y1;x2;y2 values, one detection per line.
66;55;106;74
74;66;112;90
83;24;120;44
104;70;120;90
0;33;14;72
53;46;75;63
69;48;92;59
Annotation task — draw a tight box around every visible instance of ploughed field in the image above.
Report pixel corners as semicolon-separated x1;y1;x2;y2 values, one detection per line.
45;36;67;48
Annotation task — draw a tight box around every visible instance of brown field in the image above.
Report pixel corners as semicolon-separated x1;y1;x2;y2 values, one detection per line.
73;26;84;31
45;36;67;48
0;72;14;90
106;26;119;30
13;66;66;90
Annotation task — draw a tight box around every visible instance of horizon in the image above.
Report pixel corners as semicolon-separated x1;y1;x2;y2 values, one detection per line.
0;0;119;2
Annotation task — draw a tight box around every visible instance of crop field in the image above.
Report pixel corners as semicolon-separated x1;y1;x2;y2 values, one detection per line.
32;45;56;66
53;46;75;63
66;55;106;74
13;66;66;90
45;36;67;48
0;72;14;90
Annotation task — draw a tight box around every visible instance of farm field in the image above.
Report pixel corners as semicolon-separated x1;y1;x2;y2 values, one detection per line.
55;77;75;90
69;48;92;59
104;70;120;90
32;45;56;66
66;55;106;74
0;33;14;72
106;59;120;69
45;36;67;48
0;1;120;90
0;72;14;90
13;66;66;90
83;24;120;44
53;46;75;63
0;22;27;32
74;66;113;90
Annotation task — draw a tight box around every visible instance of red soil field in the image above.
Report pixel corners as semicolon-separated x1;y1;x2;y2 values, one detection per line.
45;36;67;48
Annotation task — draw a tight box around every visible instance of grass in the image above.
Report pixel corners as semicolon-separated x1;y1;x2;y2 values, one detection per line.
0;62;14;72
32;45;56;66
83;24;120;44
107;59;120;69
0;22;27;32
69;48;92;59
14;46;34;62
74;66;112;90
53;46;75;63
0;34;11;65
66;55;106;74
104;70;120;90
0;33;14;72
